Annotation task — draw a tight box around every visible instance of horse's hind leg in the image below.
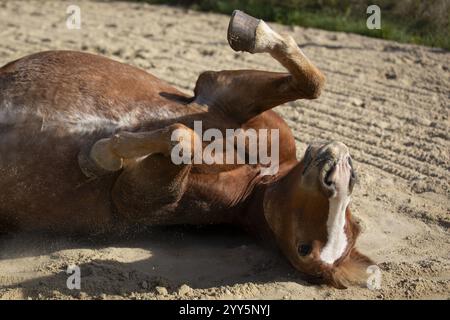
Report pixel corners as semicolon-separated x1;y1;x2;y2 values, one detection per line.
193;10;325;122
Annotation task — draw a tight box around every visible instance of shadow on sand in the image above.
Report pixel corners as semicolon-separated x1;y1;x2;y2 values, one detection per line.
0;225;316;298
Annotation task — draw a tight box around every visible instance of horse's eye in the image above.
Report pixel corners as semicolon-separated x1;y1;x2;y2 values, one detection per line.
298;243;312;256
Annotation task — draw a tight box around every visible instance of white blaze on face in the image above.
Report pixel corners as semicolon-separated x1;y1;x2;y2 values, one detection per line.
320;156;352;265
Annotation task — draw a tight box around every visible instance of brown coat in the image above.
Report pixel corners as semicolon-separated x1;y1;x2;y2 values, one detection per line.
0;11;373;287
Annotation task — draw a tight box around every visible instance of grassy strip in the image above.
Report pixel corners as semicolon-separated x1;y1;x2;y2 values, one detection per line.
137;0;449;50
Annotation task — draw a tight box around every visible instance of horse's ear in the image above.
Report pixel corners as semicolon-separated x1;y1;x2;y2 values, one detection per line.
330;248;375;288
350;248;375;266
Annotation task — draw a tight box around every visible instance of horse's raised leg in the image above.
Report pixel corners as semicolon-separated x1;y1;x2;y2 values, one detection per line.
194;10;325;122
81;123;197;174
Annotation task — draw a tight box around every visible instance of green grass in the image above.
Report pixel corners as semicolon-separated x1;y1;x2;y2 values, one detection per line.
136;0;450;50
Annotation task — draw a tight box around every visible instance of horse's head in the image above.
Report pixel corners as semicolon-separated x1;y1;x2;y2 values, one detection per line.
263;141;374;288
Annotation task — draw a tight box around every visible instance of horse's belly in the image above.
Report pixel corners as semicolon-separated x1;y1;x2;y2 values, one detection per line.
0;124;116;233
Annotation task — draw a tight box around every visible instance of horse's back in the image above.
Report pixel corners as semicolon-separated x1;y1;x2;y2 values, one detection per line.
0;50;190;118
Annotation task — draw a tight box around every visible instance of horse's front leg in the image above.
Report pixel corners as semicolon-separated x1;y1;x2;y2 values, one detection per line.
83;123;197;172
79;124;199;222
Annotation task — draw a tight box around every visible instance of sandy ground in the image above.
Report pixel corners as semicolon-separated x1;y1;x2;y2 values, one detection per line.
0;0;448;300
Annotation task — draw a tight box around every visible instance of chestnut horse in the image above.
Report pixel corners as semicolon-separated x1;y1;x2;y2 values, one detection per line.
0;11;373;288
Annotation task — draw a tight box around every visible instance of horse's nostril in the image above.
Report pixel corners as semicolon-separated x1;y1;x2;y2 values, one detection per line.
298;243;312;256
318;161;337;198
349;168;357;193
324;166;334;186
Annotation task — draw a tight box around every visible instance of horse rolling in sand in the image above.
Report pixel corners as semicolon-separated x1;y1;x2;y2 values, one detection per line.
0;11;374;288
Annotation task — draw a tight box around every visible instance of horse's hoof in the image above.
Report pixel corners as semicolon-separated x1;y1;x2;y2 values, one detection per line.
227;10;260;53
